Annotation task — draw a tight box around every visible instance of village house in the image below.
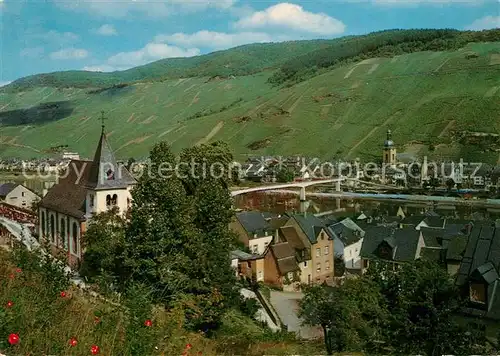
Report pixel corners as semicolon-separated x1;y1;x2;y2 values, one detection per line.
328;218;365;273
230;211;277;255
37;128;136;268
455;223;500;322
231;249;265;283
281;214;335;285
359;222;471;274
0;183;40;210
263;241;301;291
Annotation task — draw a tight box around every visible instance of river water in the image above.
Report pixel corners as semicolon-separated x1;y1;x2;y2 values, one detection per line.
233;192;500;221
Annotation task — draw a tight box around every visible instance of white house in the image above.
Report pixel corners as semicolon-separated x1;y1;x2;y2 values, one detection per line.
38;127;136;268
0;183;40;210
329;218;365;272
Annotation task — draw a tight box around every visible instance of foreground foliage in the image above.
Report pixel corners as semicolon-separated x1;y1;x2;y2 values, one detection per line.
300;260;492;355
82;141;239;332
0;247;324;355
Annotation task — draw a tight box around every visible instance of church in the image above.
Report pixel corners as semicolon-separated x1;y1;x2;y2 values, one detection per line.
38;126;136;268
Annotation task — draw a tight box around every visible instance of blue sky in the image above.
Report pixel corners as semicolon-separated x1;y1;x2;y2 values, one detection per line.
0;0;499;84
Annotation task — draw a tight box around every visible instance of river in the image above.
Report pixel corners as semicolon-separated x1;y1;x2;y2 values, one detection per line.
233;191;500;221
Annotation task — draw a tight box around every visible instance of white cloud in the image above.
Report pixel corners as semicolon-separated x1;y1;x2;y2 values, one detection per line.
155;30;290;50
50;48;89;60
86;42;200;71
55;0;236;18
34;30;79;44
0;81;12;87
83;65;121;72
20;46;45;58
235;3;346;35
465;16;500;30
94;24;118;36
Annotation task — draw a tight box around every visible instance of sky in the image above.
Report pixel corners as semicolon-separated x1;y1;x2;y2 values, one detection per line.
0;0;499;85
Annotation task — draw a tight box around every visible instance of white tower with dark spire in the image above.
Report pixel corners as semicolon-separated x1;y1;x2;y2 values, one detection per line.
84;114;136;219
383;129;397;166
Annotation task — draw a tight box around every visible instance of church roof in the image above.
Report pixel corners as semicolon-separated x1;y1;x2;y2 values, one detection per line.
39;160;91;220
86;130;136;190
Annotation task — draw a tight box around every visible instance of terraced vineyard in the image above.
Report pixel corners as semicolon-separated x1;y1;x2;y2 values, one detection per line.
1;41;499;163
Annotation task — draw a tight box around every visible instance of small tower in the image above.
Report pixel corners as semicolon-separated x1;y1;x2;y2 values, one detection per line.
383;129;397;166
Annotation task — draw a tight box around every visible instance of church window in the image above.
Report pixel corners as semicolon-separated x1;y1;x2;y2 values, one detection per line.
112;194;118;206
106;195;111;207
41;211;46;236
60;219;66;249
385;154;389;162
72;222;78;254
50;215;55;243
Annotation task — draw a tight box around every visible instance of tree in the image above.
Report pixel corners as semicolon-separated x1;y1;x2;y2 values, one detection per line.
82;141;239;332
300;260;488;355
276;168;295;183
334;255;345;277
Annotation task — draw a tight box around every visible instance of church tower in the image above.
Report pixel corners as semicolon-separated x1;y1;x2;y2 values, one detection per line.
84;117;136;219
383;129;397;166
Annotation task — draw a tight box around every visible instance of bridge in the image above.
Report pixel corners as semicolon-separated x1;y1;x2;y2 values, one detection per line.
231;178;345;201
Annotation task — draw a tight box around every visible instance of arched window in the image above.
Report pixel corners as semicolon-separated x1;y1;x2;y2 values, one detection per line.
112;194;118;206
72;222;78;254
41;211;46;236
60;218;66;249
106;195;111;207
50;215;55;242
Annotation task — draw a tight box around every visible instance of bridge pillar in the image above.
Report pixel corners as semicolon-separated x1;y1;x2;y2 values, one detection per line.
299;187;306;202
336;179;341;192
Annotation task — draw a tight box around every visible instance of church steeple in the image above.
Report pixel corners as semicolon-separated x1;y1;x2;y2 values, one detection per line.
86;115;135;190
383;128;397;166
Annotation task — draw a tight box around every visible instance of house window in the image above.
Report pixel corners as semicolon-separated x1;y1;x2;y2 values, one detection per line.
363;260;369;268
90;194;94;207
258;271;263;281
72;222;78;254
287;272;293;280
252;245;258;254
316;263;321;273
50;215;55;243
470;282;486;304
21;192;25;197
325;246;329;255
60;219;66;249
303;261;307;267
325;261;330;270
316;248;320;257
41;211;46;236
320;232;325;240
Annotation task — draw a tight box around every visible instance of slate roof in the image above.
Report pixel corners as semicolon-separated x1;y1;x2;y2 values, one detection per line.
420;227;443;248
360;226;421;262
292;213;333;244
39;160;91;220
86;131;136;190
236;211;273;237
455;224;500;320
0;182;17;198
328;222;363;246
278;226;305;250
401;215;426;226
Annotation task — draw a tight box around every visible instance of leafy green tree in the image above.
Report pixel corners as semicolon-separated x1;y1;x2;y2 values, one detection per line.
334;255;345;277
301;260;488;355
276;168;295;183
82;141;239;332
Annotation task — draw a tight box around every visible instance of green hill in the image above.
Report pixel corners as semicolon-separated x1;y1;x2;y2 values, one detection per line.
1;29;499;163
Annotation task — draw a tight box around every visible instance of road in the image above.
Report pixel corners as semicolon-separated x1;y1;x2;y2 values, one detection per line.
270;290;322;340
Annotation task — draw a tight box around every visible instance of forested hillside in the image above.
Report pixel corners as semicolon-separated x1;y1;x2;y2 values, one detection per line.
0;29;499;162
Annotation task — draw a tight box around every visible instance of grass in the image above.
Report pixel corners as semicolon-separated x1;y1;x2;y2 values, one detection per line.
0;246;326;355
0;42;499;163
